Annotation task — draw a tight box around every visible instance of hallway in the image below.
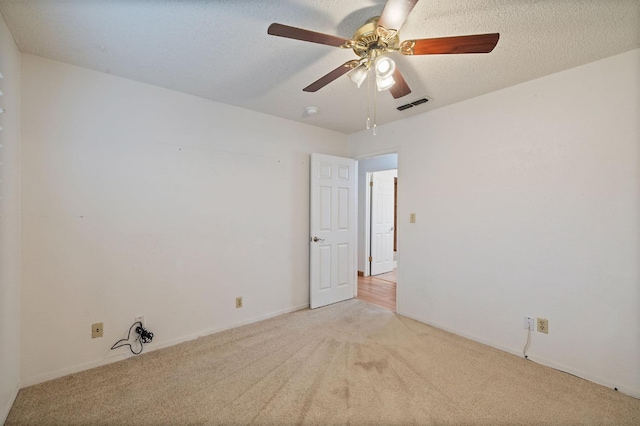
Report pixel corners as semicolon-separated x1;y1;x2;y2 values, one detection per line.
356;270;396;312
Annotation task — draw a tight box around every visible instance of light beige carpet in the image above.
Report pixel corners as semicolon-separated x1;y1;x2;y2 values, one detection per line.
7;299;640;425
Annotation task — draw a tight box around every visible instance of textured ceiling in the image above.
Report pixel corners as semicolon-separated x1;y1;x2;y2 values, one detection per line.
0;0;639;134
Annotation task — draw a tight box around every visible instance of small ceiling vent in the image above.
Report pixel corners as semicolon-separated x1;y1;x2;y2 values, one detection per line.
397;97;429;111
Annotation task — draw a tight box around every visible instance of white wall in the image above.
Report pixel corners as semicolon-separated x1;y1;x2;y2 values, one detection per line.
357;154;397;274
0;11;21;423
20;54;348;386
349;49;640;397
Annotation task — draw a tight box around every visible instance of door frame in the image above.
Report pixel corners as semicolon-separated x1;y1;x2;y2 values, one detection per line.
355;149;401;310
357;150;400;276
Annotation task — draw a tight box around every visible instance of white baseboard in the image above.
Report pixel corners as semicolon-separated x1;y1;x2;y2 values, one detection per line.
19;347;128;388
142;303;310;354
21;303;309;388
1;382;20;424
524;354;640;400
397;310;640;400
398;310;524;357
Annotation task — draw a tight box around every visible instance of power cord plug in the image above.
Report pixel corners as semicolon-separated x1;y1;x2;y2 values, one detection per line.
135;325;154;344
111;321;154;355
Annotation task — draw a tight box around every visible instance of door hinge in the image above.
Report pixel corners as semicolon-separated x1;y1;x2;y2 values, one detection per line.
369;181;373;187
368;256;373;262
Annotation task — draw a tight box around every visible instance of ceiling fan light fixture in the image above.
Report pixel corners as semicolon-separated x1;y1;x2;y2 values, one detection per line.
348;63;368;88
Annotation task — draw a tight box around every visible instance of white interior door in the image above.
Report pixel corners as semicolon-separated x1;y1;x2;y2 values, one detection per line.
310;153;357;309
370;170;396;276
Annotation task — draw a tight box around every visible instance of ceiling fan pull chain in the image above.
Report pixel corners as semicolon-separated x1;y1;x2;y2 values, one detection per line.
373;82;378;136
367;69;371;130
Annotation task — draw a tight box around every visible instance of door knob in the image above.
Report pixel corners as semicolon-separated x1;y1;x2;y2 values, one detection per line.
389;227;395;231
312;236;325;242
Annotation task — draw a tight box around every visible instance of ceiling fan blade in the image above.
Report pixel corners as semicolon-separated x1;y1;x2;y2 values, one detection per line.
389;68;411;99
268;23;350;47
303;62;355;92
401;33;500;55
377;0;419;31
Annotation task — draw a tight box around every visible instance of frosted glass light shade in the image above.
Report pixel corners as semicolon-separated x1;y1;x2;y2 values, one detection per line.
376;75;396;91
375;57;395;78
375;57;396;91
348;64;368;88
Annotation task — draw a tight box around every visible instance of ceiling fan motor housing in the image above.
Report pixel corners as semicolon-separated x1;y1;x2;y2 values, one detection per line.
351;17;400;59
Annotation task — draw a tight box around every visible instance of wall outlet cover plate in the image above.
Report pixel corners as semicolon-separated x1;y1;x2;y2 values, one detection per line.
537;318;549;334
91;322;103;338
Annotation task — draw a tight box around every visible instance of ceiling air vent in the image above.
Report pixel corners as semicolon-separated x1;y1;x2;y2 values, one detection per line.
397;97;429;111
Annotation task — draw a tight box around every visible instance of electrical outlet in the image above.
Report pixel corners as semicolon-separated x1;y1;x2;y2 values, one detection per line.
135;316;145;328
91;322;103;338
236;297;243;308
537;318;549;334
523;316;534;330
409;213;416;223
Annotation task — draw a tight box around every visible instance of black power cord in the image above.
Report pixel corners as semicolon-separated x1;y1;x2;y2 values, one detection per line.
136;325;154;344
111;321;154;355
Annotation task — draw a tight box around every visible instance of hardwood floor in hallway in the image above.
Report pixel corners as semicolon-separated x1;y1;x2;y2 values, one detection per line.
357;270;396;312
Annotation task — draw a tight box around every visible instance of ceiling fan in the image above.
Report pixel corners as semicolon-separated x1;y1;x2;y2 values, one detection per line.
267;0;500;100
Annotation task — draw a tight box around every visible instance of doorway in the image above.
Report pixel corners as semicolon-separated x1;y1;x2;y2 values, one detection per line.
355;153;398;311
